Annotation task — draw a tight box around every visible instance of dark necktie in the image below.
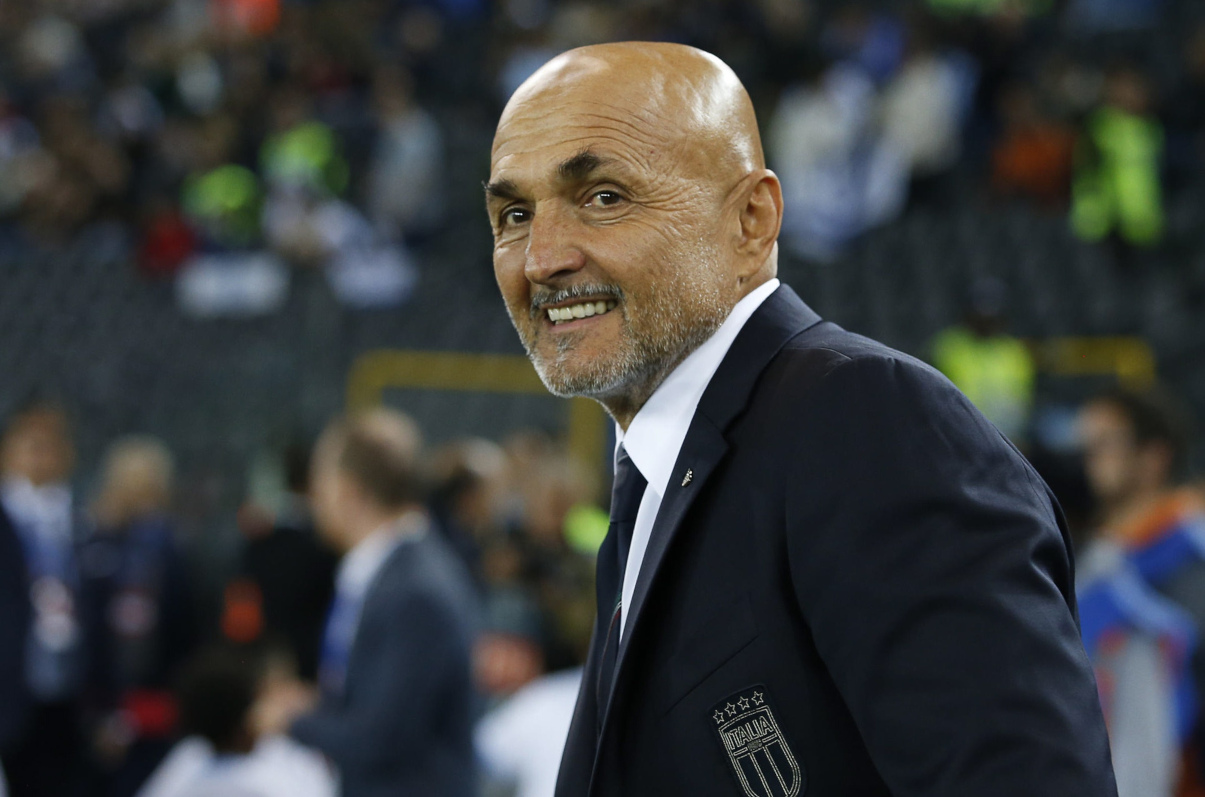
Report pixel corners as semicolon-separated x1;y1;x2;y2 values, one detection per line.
595;444;647;718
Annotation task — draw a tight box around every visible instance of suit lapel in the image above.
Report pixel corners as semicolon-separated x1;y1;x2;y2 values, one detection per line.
590;286;823;763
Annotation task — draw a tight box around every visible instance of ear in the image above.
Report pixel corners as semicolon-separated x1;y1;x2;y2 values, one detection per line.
733;169;783;279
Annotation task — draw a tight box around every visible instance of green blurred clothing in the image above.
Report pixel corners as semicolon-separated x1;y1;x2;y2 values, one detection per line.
182;164;263;248
260;121;349;197
932;326;1036;441
1072;106;1165;246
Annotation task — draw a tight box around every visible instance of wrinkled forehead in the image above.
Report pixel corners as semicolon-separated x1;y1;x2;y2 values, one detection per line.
490;52;754;183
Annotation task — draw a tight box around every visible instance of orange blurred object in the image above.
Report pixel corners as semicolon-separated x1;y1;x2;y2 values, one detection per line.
221;578;265;643
212;0;281;37
992;124;1077;207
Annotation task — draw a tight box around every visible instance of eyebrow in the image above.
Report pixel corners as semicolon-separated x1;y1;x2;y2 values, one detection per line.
483;177;520;202
484;150;620;203
556;150;613;183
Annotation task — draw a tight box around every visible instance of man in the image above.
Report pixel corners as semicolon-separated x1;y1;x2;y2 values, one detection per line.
238;440;338;681
254;409;478;797
486;43;1116;795
1079;388;1203;606
0;401;87;797
1079;387;1205;789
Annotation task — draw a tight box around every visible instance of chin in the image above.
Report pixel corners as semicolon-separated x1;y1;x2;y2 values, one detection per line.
532;357;619;399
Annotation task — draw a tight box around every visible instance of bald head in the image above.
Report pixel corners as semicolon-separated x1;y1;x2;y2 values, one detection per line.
488;42;782;427
495;42;764;184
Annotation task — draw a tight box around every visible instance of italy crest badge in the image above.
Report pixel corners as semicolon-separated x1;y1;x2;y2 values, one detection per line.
711;686;804;797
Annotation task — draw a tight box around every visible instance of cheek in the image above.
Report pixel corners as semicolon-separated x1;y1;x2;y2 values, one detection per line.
494;249;530;308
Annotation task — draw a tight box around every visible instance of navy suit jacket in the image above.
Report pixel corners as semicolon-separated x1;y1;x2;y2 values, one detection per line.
0;502;29;755
556;286;1116;797
291;528;478;797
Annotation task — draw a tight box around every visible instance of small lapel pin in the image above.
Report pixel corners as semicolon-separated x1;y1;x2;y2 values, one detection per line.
681;468;693;487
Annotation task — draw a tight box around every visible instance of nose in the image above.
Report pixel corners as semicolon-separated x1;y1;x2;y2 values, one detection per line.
524;204;587;284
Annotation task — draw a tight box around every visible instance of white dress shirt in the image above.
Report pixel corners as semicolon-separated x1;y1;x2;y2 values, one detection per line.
616;278;780;639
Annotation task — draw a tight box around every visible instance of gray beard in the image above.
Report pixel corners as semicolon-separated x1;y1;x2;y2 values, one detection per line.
511;284;729;404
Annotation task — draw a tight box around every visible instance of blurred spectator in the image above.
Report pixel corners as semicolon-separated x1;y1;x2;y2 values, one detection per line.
0;400;87;797
136;646;334;797
176;127;291;317
514;454;598;671
254;409;478;797
1076;518;1197;797
429;437;508;589
820;3;906;85
260;87;418;309
769;60;908;261
473;447;600;698
474;448;598;796
79;437;195;797
366;65;446;242
991;80;1077;206
1072;64;1165;248
233;442;338;681
475;666;582;797
932;278;1036;442
880;31;975;188
1079;387;1205;783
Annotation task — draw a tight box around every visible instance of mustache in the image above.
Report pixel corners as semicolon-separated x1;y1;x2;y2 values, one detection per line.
529;283;623;319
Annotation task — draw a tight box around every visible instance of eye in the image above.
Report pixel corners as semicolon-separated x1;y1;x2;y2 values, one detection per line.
586;190;624;208
499;206;531;227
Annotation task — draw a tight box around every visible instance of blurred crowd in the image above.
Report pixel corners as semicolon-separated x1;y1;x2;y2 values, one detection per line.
0;397;606;797
2;382;1204;797
1;0;1203;288
1;0;1205;795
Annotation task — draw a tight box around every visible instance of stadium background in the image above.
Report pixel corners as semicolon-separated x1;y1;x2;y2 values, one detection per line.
1;0;1204;794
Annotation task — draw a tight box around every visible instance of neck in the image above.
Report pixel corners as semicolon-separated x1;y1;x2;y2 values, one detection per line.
599;337;705;431
344;506;416;552
595;274;775;431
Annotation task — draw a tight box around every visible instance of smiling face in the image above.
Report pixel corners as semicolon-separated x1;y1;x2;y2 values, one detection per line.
488;43;779;422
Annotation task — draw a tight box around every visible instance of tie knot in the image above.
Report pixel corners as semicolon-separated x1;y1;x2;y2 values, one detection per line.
610;445;647;525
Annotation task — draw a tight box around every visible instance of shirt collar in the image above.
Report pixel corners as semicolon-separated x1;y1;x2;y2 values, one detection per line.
336;509;427;597
618;279;780;497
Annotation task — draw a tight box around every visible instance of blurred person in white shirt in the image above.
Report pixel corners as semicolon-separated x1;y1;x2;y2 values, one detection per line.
476;667;582;797
137;646;333;797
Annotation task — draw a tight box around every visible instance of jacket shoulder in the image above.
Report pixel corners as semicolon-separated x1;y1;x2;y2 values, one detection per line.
365;532;478;633
769;321;957;403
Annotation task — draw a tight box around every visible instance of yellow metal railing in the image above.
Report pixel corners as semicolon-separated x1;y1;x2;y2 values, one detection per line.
345;335;1157;478
346;349;609;472
1031;336;1157;388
